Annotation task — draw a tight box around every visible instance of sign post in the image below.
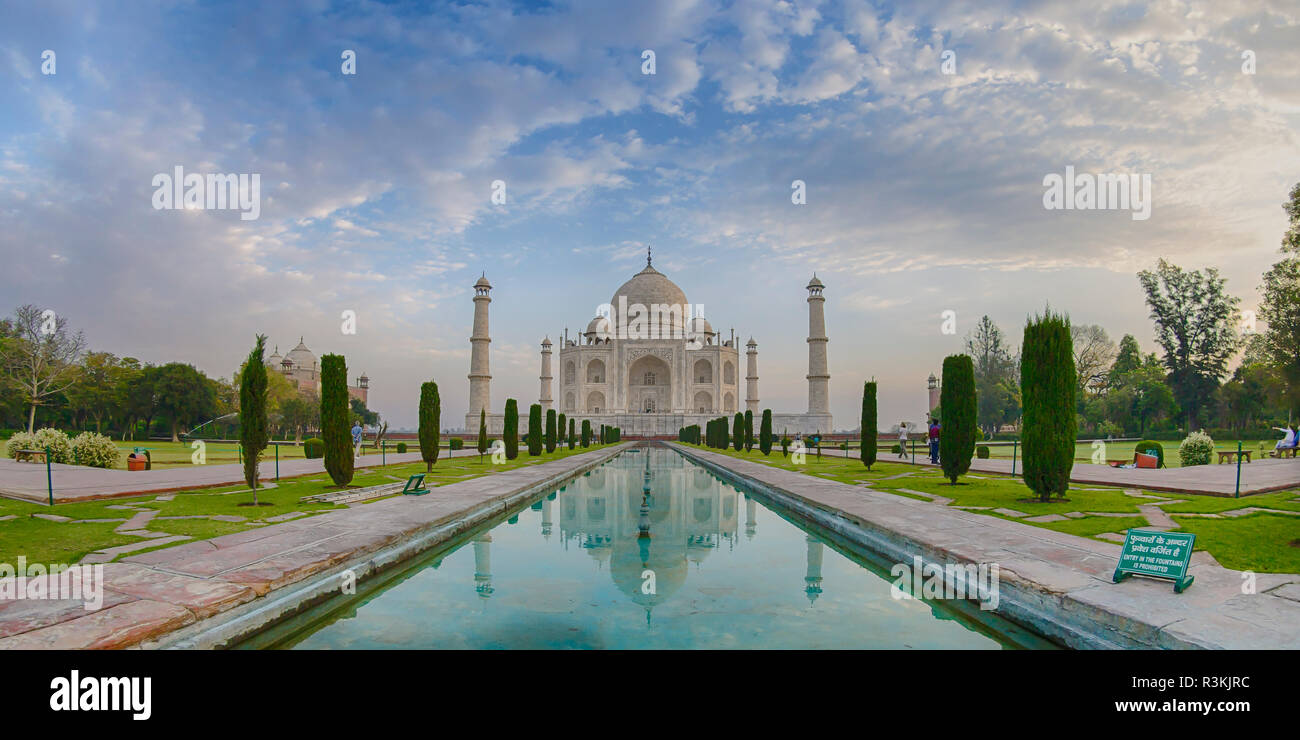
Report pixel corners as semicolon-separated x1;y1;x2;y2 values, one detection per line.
1113;529;1196;593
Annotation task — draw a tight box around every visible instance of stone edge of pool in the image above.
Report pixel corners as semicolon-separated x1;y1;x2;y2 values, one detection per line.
670;443;1300;649
0;444;631;650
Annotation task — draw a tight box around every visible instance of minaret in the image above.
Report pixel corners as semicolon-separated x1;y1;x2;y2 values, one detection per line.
473;534;494;600
745;337;760;415
805;275;830;415
539;336;553;413
804;534;824;605
927;373;940;415
468;274;492;423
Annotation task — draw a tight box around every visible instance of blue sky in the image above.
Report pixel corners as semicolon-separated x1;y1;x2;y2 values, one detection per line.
2;0;1298;429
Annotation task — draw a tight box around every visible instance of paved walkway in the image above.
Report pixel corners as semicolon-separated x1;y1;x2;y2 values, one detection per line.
900;454;1300;496
676;445;1300;649
0;449;489;503
0;444;628;649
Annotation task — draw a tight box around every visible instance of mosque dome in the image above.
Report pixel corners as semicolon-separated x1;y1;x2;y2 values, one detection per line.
285;337;317;370
585;315;612;340
609;259;689;338
689;315;715;337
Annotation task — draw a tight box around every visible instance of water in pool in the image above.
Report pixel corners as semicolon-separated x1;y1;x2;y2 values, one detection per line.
263;447;1049;649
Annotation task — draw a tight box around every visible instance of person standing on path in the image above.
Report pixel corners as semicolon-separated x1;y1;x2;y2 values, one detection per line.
897;423;908;459
352;421;363;458
928;419;940;464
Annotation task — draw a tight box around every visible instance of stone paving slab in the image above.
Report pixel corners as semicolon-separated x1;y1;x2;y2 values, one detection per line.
673;444;1300;650
1023;514;1069;523
0;445;628;649
991;508;1027;518
31;513;71;522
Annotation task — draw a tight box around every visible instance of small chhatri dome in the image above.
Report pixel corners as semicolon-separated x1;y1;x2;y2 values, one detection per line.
746;337;757;347
688;315;715;337
585;315;612;339
267;345;283;366
806;274;824;290
474;272;491;289
542;336;552;347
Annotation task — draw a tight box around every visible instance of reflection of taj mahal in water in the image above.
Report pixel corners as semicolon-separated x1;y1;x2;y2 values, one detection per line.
465;250;833;436
466;450;827;620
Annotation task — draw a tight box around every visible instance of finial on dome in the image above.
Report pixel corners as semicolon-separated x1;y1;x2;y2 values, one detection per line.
646;243;652;267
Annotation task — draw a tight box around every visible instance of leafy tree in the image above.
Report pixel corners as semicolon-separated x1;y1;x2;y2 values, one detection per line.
939;354;977;484
527;404;543;456
759;409;773;455
151;362;217;442
476;408;488;461
1071;324;1117;395
239;336;270;503
1258;183;1300;407
503;399;519;459
860;381;877;470
0;304;87;432
965;315;1020;437
320;354;354;486
350;397;379;427
1138;259;1241;430
1021;311;1077;502
419;381;440;473
1110;334;1144;384
278;391;317;442
546;409;557;453
65;352;120;433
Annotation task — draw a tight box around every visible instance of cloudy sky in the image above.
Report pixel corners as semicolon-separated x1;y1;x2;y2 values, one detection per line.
2;0;1298;430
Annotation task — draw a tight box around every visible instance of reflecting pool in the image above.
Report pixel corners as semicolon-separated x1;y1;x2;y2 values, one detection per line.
256;447;1051;649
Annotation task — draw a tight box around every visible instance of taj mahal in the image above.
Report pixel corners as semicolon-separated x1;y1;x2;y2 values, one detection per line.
464;251;832;437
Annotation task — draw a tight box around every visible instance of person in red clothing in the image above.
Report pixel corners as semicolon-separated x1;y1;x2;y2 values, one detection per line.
927;418;940;464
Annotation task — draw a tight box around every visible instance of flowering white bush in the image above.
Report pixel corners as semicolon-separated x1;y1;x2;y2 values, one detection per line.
71;432;121;469
33;428;73;463
1178;431;1215;467
5;431;37;459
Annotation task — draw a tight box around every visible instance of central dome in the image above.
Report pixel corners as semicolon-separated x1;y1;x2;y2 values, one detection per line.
609;262;690;338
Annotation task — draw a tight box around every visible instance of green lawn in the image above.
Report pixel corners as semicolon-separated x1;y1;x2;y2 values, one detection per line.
0;443;608;564
691;444;1300;573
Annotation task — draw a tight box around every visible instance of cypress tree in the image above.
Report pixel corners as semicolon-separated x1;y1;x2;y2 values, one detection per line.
861;381;877;471
503;399;519;460
476;409;488;462
718;417;728;449
759;409;773;455
581;419;592;447
556;413;566;451
546;409;557;453
733;413;744;451
568;417;576;449
1022;310;1077;502
939;354;977;484
744;410;754;452
527;404;543;456
418;381;441;473
239;334;269;504
320;353;354;486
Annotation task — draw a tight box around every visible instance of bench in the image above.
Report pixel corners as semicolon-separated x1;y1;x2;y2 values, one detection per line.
1270;446;1297;459
14;449;46;464
1217;450;1252;464
401;473;429;496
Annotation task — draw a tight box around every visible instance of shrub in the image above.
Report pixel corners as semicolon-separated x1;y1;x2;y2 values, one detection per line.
418;381;441;473
976;445;990;459
860;381;877;471
939;354;977;484
1134;439;1164;468
72;432;120;468
5;431;36;460
396;442;408;454
504;400;519;459
304;438;325;458
449;437;464;450
33;428;73;463
320;354;354;486
1179;431;1215;466
891;443;902;454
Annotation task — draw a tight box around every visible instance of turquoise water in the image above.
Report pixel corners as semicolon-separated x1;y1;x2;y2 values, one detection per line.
260;447;1048;649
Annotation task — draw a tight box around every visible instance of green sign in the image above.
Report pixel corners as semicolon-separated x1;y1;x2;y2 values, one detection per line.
1113;529;1196;593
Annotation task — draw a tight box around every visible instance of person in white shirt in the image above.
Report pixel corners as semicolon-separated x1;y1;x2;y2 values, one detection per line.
897;423;908;459
1272;425;1296;451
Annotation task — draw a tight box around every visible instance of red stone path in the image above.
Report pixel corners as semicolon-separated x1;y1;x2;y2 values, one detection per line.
0;445;626;649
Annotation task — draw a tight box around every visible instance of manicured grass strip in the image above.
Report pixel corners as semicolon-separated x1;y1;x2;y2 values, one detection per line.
1039;516;1149;539
1173;513;1300;573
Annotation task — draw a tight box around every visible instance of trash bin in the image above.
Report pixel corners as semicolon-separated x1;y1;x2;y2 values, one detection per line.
127;452;147;471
